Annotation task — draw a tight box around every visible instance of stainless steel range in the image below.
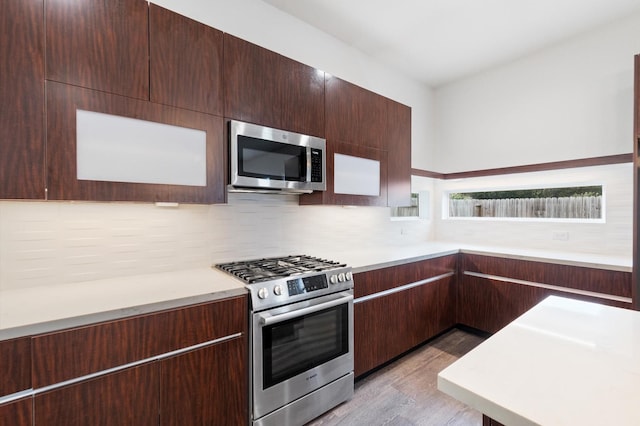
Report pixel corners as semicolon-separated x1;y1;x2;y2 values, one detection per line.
216;255;354;426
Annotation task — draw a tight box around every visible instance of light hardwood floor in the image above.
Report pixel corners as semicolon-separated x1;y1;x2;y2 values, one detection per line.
307;328;486;426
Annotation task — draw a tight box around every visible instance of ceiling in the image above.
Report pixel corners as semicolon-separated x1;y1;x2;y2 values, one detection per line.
262;0;640;87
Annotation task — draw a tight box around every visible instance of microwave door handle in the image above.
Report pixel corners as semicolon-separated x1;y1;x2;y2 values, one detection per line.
306;147;312;183
259;293;353;326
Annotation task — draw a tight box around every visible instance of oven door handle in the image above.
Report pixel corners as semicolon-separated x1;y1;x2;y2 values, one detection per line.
259;293;353;326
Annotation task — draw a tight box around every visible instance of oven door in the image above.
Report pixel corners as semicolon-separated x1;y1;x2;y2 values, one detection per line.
252;290;354;420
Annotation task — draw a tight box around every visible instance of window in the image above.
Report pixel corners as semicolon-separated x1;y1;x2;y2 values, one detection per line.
391;191;431;220
447;185;603;220
391;193;419;218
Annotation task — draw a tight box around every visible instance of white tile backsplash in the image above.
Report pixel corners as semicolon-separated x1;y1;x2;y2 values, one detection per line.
0;163;631;293
0;194;427;291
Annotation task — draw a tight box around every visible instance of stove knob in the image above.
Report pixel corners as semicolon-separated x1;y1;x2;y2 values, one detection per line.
257;288;269;299
338;273;346;282
345;271;353;281
330;275;339;284
273;285;283;296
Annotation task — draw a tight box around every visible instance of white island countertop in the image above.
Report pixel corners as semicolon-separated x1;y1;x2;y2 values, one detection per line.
438;295;640;426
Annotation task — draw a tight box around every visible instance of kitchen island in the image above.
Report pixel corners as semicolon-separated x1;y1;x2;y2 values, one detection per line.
438;295;640;425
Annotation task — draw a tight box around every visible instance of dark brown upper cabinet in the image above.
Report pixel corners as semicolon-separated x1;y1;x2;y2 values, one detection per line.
46;82;225;204
149;5;224;116
45;0;149;100
386;99;412;207
325;76;387;150
309;75;411;206
0;0;45;199
223;34;325;137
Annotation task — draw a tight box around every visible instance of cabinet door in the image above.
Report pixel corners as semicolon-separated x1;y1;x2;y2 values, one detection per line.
32;309;164;389
325;76;387;149
456;274;547;333
34;364;159;426
149;5;223;116
160;337;248;426
0;0;45;199
386;99;412;207
300;140;388;206
354;277;455;377
0;337;31;396
0;398;32;426
45;0;149;99
458;254;634;333
223;34;325;137
280;55;325;137
32;297;246;388
46;81;225;203
224;34;283;130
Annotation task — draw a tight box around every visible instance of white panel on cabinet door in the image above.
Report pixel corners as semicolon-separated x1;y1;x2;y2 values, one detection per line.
76;110;207;186
334;153;380;196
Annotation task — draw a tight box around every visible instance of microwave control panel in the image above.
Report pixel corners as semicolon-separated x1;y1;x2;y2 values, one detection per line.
310;149;323;182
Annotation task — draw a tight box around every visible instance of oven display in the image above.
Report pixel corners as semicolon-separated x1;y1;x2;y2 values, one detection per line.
287;275;328;296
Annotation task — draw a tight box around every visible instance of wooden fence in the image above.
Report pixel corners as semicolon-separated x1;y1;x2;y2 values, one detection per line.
449;196;602;219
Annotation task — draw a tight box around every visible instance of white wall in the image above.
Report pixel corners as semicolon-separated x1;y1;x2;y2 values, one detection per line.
434;163;632;256
150;0;436;170
433;11;640;173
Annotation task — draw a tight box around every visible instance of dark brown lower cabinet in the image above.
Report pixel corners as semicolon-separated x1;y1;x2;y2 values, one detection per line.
354;275;455;377
456;274;547;334
0;337;31;396
457;253;633;333
483;415;505;426
0;397;32;426
34;363;159;426
160;336;247;426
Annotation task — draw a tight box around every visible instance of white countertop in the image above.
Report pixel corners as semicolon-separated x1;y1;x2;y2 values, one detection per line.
319;242;631;274
0;268;246;340
0;243;631;341
438;295;640;426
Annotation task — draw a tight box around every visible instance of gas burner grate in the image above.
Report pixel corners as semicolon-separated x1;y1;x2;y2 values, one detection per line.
216;255;346;284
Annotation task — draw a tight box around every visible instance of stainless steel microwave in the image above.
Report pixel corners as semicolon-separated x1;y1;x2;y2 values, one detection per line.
229;120;326;193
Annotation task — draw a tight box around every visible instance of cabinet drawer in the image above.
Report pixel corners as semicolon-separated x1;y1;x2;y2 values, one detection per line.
160;336;247;425
354;274;455;377
32;296;246;388
354;255;457;298
34;363;158;426
0;337;31;397
0;397;32;426
461;253;631;298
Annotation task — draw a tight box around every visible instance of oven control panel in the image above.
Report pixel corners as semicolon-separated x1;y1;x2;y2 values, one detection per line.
250;267;354;311
287;275;328;296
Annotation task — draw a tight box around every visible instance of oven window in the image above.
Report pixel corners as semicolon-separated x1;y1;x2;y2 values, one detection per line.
262;304;349;389
238;135;306;181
